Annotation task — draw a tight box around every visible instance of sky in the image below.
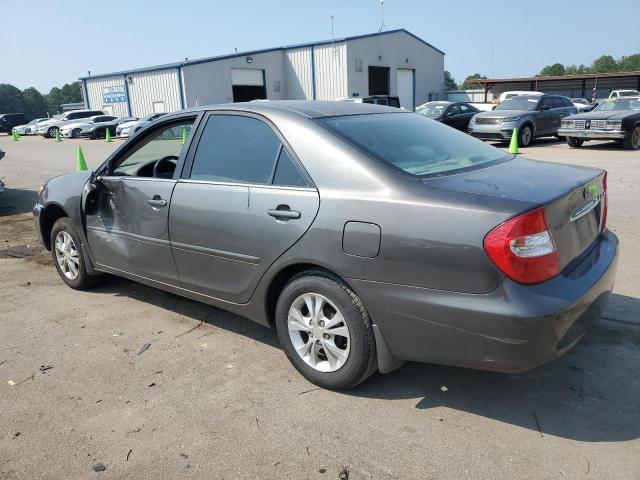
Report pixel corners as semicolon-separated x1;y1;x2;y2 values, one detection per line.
1;0;639;93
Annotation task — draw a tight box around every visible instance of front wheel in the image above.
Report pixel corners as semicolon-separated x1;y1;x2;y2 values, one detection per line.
275;270;377;390
518;124;533;147
71;129;81;138
566;136;584;148
47;127;58;138
50;218;99;290
622;126;640;150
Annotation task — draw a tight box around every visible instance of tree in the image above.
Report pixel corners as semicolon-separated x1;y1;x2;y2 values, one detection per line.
591;55;619;73
538;63;565;77
618;54;640;72
22;88;48;118
0;84;26;114
444;71;457;90
565;64;592;75
461;73;487;89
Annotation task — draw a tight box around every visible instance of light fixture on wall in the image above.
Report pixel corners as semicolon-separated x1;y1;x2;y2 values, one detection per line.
405;58;410;63
378;55;383;61
246;56;253;64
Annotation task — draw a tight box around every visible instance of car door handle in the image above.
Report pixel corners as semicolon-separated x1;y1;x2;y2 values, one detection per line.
147;197;167;207
268;207;301;220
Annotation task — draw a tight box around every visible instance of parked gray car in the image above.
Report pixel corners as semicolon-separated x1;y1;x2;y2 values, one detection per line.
468;95;577;146
33;101;618;389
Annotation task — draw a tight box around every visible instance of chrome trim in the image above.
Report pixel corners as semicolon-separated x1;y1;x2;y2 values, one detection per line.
558;128;627;139
570;196;601;222
178;178;317;192
100;175;177;183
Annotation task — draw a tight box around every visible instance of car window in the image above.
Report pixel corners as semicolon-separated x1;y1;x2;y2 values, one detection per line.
538;98;553;110
66;113;78;120
272;148;308;187
459;104;473;113
551;98;565;109
447;105;462;116
388;97;401;108
416;102;449;118
318;113;508;177
190;115;281;184
111;120;194;177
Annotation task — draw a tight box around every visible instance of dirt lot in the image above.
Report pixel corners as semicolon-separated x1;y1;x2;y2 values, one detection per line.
1;135;639;480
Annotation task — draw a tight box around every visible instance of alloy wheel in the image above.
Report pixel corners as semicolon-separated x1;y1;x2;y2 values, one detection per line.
54;231;80;280
632;127;640;150
287;293;351;372
521;126;532;147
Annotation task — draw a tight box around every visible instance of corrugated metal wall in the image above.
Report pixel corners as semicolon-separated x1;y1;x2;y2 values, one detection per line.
84;75;130;117
127;68;181;117
284;47;313;99
182;50;284;107
313;43;348;100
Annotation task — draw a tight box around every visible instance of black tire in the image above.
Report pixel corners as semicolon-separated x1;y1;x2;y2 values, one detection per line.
47;127;58;138
622;126;640;150
566;136;584;148
518;124;533;147
275;270;377;390
50;218;99;290
71;129;81;138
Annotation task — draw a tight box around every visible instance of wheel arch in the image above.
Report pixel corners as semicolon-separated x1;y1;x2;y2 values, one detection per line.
39;203;69;250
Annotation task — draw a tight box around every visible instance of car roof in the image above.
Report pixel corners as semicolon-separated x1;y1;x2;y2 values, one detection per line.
172;100;404;119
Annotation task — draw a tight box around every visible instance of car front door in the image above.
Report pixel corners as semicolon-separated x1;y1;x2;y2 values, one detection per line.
535;97;554;134
84;116;197;284
458;104;478;130
169;112;320;303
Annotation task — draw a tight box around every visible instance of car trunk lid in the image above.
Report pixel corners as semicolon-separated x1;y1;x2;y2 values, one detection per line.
423;157;606;270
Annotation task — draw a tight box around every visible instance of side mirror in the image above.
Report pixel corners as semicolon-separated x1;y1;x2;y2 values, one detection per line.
491;105;497;110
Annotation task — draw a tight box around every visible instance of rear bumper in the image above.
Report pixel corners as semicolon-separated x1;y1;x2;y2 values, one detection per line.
558;128;626;139
350;230;619;372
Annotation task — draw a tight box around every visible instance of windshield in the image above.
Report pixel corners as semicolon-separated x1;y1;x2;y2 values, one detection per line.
317;113;509;177
416;102;450;118
495;97;540;111
595;98;640;112
617;91;639;97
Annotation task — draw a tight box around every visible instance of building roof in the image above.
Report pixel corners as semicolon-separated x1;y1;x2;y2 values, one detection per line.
79;29;445;81
471;70;640;86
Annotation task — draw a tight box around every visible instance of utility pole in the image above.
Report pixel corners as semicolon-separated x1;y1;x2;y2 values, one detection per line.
378;0;386;32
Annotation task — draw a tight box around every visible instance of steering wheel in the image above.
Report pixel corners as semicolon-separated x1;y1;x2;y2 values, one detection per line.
153;155;179;179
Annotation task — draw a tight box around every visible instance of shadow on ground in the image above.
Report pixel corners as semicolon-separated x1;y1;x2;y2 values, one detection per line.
0;188;37;216
88;275;640;443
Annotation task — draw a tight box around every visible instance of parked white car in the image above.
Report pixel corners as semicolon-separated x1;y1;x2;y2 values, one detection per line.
609;89;640;98
497;91;544;103
35;109;105;138
13;118;49;135
115;113;166;137
571;98;593;112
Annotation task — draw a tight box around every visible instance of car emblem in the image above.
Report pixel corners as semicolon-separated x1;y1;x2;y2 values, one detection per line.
585;120;590;129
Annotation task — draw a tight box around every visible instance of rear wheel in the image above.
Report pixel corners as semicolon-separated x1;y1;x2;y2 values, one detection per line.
275;270;377;390
622;126;640;150
518;124;533;147
566;136;584;148
50;218;99;290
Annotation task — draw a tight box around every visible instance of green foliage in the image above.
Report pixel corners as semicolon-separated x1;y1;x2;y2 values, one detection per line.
538;53;639;77
538;63;565;77
444;71;457;90
0;82;83;119
461;73;487;89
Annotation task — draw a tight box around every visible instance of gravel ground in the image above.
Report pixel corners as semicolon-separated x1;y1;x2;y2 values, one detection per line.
1;134;639;480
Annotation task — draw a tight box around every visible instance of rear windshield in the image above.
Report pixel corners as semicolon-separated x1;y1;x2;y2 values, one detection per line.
317;113;509;177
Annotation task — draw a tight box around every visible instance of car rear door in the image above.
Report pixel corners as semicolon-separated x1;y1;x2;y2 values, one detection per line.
84;115;197;284
169;112;319;303
535;97;555;134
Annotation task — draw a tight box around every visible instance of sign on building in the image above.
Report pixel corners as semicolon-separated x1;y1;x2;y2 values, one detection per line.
102;86;127;104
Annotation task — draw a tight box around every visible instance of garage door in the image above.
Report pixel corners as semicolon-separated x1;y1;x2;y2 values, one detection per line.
231;69;266;102
397;69;414;111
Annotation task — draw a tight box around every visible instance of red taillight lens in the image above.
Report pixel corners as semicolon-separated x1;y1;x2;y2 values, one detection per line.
484;207;561;285
601;171;608;230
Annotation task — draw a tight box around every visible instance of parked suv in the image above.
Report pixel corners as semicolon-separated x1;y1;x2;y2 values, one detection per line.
35;110;106;138
0;113;28;134
468;95;577;147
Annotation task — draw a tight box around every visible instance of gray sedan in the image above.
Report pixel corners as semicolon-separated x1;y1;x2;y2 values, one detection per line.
33;101;618;389
469;95;576;146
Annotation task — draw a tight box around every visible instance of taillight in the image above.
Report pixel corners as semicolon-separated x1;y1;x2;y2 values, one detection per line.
484;207;561;285
601;171;608;230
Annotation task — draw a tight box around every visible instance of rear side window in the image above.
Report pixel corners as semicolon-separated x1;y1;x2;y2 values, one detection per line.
190;115;281;184
388;97;401;108
551;97;566;108
273;148;308;187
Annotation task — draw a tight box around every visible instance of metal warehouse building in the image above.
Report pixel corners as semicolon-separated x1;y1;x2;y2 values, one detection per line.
80;29;444;116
